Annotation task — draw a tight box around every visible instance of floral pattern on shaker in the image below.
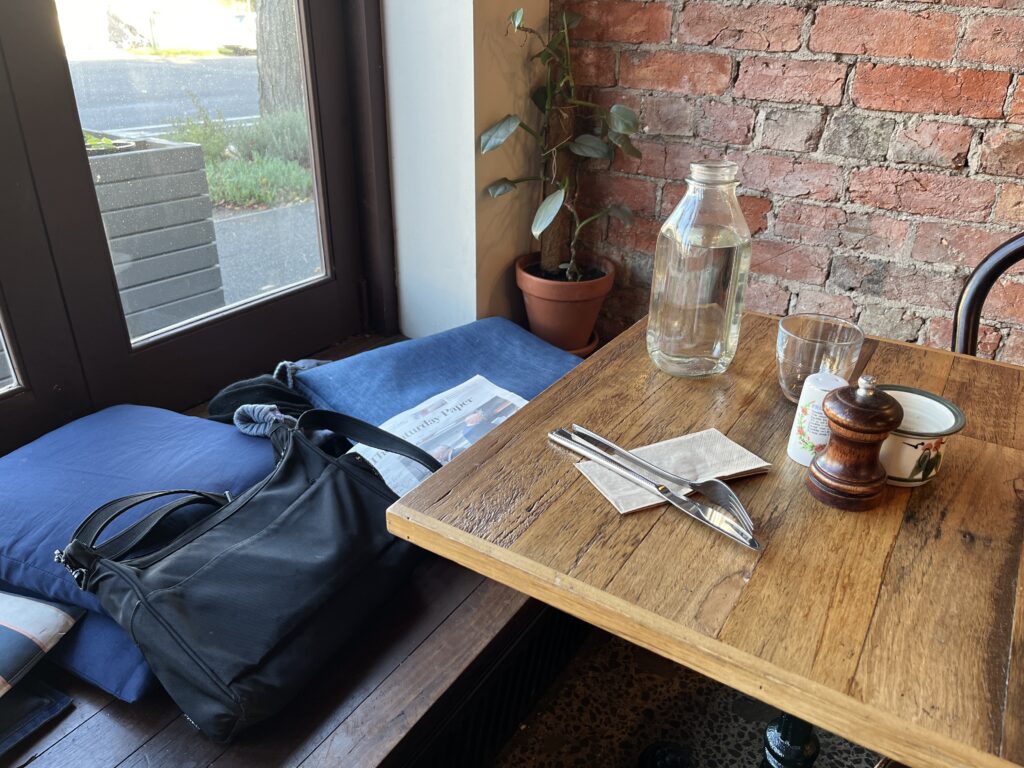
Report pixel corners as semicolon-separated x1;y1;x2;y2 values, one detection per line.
795;403;829;455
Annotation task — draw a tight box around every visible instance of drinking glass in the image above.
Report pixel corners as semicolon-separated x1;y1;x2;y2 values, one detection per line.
776;314;864;402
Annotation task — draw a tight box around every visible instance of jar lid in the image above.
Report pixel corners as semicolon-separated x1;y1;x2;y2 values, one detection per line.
822;375;904;434
689;160;738;184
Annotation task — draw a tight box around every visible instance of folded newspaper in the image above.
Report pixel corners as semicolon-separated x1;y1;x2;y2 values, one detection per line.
350;375;527;496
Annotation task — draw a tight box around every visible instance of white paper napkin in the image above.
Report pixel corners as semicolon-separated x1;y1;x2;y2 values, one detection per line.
576;429;771;514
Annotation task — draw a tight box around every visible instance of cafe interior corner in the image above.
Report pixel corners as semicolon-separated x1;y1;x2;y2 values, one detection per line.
1;0;1023;766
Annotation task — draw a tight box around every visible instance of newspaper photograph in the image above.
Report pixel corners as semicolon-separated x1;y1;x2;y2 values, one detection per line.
351;375;528;496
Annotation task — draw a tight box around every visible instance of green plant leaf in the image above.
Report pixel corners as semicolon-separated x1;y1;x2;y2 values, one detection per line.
562;10;583;28
531;188;565;239
531;86;548;113
509;8;524;29
608;130;642;158
608;104;640;134
479;115;521;154
486;178;517;198
607;205;634;227
568;134;610;159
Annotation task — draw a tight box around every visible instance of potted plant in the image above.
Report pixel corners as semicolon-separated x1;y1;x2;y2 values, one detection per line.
480;8;642;355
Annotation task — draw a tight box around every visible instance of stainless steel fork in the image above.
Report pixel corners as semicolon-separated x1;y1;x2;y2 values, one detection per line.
570;424;755;534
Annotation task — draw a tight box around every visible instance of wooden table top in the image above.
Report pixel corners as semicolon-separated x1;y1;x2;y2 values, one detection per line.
387;313;1024;768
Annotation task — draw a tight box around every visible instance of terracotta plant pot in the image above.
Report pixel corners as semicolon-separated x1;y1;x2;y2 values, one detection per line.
515;255;615;354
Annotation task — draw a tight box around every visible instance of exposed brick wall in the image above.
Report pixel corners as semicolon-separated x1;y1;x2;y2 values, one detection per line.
556;0;1024;365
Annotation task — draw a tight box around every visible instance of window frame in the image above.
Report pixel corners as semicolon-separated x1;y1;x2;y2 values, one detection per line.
0;0;395;414
0;46;92;454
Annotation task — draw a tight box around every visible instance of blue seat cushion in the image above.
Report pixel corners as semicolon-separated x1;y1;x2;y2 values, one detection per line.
0;405;275;701
294;317;580;425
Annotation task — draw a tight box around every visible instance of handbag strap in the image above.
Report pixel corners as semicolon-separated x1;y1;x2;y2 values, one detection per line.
297;409;442;472
71;489;228;550
92;492;228;560
60;489;227;584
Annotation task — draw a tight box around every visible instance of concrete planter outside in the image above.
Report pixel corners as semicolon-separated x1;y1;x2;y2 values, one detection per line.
88;136;226;338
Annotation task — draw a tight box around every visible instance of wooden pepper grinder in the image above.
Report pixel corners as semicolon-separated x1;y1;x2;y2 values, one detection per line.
806;374;903;511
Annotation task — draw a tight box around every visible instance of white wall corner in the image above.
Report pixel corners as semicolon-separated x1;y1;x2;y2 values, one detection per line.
382;0;549;338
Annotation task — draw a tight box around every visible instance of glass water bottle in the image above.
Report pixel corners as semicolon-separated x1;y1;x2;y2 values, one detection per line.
647;160;752;376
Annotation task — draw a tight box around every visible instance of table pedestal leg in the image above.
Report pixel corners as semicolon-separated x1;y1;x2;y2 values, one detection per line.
762;713;820;768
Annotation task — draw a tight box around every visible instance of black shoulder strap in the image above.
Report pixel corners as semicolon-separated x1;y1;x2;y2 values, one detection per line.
297;409;442;473
71;489;227;550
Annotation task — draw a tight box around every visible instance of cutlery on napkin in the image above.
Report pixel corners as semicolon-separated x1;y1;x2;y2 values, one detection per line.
575;428;770;514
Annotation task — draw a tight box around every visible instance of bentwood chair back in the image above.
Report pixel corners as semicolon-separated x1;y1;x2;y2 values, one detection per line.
952;232;1024;356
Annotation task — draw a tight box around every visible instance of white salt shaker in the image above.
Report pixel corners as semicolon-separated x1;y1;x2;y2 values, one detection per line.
787;370;848;466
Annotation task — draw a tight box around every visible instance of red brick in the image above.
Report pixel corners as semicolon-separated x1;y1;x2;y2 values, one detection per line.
852;64;1011;119
985;280;1024;323
759;108;825;152
641;96;754;145
735;58;847;106
662;143;723;180
1011;88;1024;126
660;182;687;217
773;202;846;245
745;279;791;315
566;1;673;44
751;240;831;284
696;102;756;145
679;3;805;52
611;137;667;176
961;16;1024;67
849;168;996;222
810;7;958;61
841;213;910;258
572;46;617;87
740;195;771;234
793;289;856;320
740;155;843;202
923;316;1001;356
579;173;658;217
979;127;1024;178
607;216;661;253
912;222;1022;270
642;95;697;137
996;185;1024;225
1000;331;1024;367
620;51;732;95
890;121;973;168
882;264;964;311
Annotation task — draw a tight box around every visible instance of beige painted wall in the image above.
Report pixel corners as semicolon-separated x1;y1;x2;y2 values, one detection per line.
474;0;548;323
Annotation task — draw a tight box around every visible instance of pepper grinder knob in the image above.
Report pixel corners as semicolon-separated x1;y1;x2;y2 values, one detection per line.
806;374;903;511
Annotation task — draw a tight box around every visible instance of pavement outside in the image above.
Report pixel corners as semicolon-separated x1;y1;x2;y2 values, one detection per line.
214;202;323;305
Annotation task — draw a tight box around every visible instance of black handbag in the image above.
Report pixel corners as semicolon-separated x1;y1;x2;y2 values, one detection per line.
56;409;441;742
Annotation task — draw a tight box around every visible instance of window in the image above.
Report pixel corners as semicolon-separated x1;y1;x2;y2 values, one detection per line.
0;329;17;396
0;0;395;451
56;0;328;342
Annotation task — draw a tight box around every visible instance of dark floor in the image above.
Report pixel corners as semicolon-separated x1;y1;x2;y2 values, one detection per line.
495;630;881;768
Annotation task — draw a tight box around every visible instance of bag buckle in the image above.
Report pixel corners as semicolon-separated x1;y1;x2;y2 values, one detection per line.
54;548;87;588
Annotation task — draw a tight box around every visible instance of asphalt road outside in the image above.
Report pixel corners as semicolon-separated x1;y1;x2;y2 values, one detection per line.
69;55;258;133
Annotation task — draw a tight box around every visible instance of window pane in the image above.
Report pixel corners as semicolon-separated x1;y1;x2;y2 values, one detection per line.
0;324;18;395
55;0;326;343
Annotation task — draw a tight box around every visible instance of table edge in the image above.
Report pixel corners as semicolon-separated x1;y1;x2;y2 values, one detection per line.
387;502;1019;768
